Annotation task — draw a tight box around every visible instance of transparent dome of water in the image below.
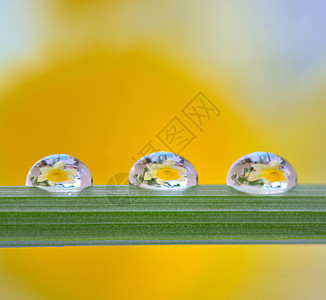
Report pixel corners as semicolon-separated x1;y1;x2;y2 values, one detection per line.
26;154;93;193
129;152;198;190
227;152;297;194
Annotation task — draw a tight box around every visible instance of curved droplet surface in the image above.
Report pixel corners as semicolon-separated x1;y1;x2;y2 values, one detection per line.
227;152;297;194
26;154;93;192
129;152;198;189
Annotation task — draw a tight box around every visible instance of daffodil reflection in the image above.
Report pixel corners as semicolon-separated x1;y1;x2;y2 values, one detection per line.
129;152;198;189
246;160;290;186
144;159;187;185
37;161;77;187
26;154;93;191
227;152;297;194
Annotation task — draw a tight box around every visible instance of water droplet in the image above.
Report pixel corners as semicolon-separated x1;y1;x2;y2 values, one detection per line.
227;152;297;194
26;154;93;192
129;151;198;190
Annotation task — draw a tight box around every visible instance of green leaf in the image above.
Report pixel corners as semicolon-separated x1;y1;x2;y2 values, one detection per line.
0;185;325;247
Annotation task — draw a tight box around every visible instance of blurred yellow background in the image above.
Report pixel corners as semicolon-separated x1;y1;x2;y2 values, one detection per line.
0;0;326;299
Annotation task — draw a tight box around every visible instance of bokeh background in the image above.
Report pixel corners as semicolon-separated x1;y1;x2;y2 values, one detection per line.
1;0;326;299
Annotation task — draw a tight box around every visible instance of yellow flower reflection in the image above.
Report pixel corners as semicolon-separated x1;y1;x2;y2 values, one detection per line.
247;160;290;186
37;161;77;187
144;159;187;185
